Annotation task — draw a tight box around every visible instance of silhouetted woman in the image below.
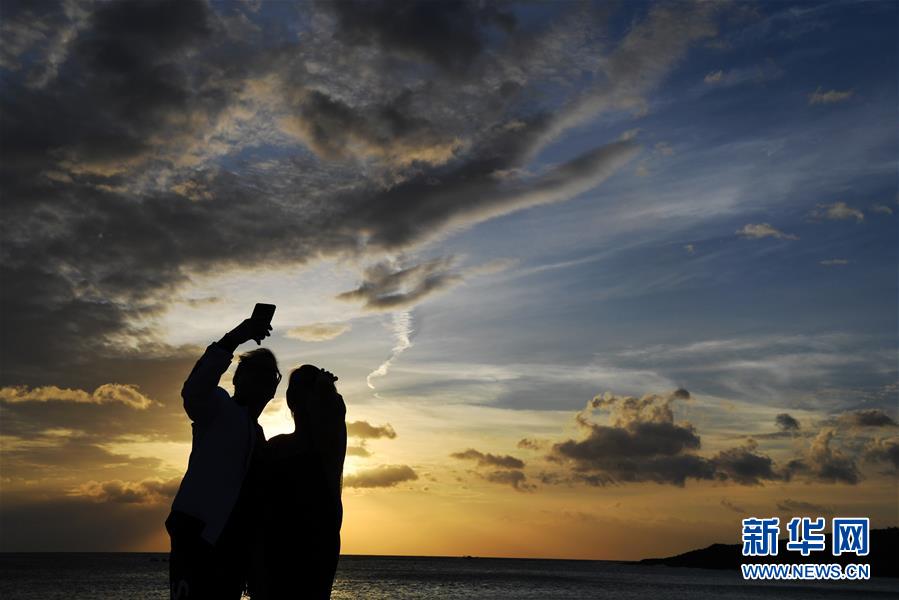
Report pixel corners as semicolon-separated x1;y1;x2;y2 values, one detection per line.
250;365;346;599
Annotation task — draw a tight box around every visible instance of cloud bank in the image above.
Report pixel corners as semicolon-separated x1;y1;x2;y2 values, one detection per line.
0;0;723;384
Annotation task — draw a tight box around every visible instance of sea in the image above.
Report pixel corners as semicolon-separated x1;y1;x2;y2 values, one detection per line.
1;553;897;599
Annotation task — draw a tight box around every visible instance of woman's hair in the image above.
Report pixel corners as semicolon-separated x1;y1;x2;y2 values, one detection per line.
286;364;321;416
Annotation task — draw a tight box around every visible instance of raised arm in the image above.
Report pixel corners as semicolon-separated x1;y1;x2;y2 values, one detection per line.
181;319;272;423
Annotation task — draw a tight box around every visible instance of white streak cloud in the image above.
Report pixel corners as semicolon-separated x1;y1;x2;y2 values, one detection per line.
736;223;799;240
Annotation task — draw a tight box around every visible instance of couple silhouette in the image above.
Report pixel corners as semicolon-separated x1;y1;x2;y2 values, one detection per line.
166;317;346;599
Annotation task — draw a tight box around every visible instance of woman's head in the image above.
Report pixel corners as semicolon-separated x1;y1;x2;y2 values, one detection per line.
286;364;320;414
286;364;338;424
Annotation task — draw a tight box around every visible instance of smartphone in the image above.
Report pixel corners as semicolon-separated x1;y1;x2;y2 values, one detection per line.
251;303;276;326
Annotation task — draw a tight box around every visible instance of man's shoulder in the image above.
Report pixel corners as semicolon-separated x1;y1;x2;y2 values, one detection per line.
197;387;238;422
211;386;234;405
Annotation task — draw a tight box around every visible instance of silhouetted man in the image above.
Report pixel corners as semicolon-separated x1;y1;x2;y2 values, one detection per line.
166;318;279;599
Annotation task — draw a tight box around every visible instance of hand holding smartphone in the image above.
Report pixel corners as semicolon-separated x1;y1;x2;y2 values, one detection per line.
250;303;276;344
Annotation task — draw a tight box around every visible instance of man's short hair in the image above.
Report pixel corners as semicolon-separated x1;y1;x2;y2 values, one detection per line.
234;348;280;386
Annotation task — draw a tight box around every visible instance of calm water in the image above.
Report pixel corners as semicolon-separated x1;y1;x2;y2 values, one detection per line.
1;553;897;599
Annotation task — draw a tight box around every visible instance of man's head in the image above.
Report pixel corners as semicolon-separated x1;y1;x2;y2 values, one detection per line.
233;348;281;412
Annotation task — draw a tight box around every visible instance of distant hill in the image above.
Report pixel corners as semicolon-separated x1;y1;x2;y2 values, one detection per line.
639;527;898;578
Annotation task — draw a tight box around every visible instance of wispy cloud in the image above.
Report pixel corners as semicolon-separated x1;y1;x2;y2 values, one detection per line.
702;63;782;87
704;70;724;84
366;311;414;390
808;87;854;105
809;201;864;223
286;321;352;342
736;223;799;240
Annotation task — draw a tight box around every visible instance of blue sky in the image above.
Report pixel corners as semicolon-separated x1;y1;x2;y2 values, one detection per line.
372;0;899;414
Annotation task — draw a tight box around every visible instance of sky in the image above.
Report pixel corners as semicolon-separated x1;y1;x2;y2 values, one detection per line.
0;0;897;560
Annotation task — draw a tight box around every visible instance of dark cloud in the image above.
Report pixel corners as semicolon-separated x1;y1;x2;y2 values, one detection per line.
503;388;889;489
1;0;218;175
0;0;685;385
346;420;397;439
787;429;860;484
840;409;898;428
337;257;461;311
537;471;568;486
517;438;545;451
711;440;779;486
345;136;638;251
329;0;516;74
550;390;717;486
775;412;800;431
283;89;460;166
343;464;418;488
337;256;514;312
450;448;525;469
0;0;246;383
543;389;837;487
481;469;534;492
863;438;899;471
